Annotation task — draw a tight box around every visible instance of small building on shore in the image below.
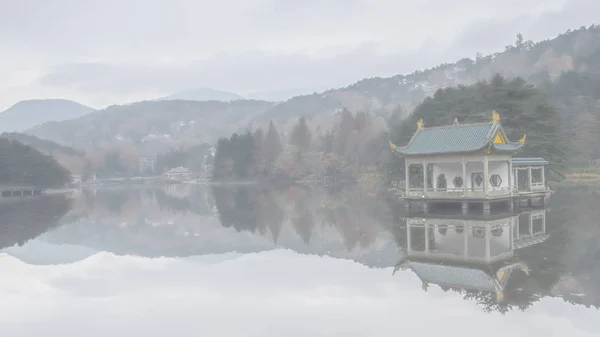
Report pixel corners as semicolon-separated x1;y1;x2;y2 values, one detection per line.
390;112;550;213
163;167;192;182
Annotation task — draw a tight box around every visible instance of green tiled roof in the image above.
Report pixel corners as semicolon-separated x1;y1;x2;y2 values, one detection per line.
400;261;528;292
392;121;523;156
407;261;499;292
493;142;524;151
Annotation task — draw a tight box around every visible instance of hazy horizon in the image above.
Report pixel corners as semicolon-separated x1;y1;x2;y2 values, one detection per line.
1;0;598;111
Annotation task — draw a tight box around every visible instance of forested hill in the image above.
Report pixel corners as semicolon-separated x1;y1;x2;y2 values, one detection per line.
391;75;568;179
28;99;274;150
25;25;600;167
261;25;600;123
0;132;87;179
0;138;72;187
1;133;84;157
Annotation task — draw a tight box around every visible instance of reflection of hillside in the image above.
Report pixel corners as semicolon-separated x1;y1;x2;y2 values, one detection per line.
38;185;400;266
547;188;600;309
0;195;72;250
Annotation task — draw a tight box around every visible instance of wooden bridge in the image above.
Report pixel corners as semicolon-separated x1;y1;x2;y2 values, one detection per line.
0;186;45;198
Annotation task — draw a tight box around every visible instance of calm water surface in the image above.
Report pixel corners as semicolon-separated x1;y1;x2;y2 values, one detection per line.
1;184;599;336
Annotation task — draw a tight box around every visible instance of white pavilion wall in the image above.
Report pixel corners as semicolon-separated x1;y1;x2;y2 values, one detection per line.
489;160;510;189
416;154;511;190
431;163;461;189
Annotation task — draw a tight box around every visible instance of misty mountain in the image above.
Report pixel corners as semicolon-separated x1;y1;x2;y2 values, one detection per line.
1;132;84;157
24;25;600;165
27;99;274;154
155;88;244;102
245;86;331;102
0;99;94;132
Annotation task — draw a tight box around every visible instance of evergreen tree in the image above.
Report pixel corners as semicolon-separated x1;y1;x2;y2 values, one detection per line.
333;109;355;155
392;75;568;179
289;117;312;159
253;128;264;174
263;121;282;168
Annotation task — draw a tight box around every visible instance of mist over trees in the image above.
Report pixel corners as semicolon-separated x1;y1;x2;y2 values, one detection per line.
211;108;390;183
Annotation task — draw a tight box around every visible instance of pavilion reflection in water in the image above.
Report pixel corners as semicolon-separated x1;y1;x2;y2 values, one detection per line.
394;208;548;303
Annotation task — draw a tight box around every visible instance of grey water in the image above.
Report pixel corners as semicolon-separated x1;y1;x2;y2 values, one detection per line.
0;184;598;336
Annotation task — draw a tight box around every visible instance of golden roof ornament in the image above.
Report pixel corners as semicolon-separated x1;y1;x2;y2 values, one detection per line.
492;110;500;122
388;140;397;149
496;291;505;303
519;134;526;143
453;117;459;126
417;118;424;130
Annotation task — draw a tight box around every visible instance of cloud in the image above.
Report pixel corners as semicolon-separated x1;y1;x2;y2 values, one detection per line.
0;250;597;337
1;0;596;109
37;43;446;99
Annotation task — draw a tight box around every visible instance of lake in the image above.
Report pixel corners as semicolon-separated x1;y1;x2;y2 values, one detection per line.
1;184;599;336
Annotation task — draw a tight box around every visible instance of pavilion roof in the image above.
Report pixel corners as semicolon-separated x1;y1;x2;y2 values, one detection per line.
390;112;525;157
397;260;528;293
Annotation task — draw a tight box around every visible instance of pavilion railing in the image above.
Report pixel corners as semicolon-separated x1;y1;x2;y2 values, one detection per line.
407;186;513;198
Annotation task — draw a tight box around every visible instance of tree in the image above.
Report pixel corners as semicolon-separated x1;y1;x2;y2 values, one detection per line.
253;128;264;174
333;109;355;155
516;33;524;50
289;117;312;159
263;121;282;168
393;75;568;179
0;139;71;188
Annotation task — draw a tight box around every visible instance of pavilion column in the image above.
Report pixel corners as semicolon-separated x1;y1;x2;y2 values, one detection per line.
529;213;534;235
404;159;409;196
528;166;533;191
463;225;468;258
406;224;412;252
541;165;546;188
424;224;430;254
508;159;513;195
485;225;491;262
542;212;546;233
462;156;467;196
483;155;489;196
422;160;427;196
515;168;519;193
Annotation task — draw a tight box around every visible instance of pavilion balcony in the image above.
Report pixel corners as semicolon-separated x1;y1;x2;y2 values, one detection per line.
407;186;513;199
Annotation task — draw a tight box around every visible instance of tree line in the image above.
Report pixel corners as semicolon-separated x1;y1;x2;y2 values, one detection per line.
0;138;72;187
390;74;568;179
212;121;283;181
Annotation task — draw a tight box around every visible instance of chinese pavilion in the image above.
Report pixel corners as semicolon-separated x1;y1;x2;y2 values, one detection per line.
390;111;550;213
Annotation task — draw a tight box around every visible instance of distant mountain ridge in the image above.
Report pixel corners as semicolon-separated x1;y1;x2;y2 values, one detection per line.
25;25;600;165
0;99;94;132
155;88;244;102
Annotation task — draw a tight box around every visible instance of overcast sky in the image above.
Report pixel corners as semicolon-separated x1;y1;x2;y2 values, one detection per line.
1;0;598;110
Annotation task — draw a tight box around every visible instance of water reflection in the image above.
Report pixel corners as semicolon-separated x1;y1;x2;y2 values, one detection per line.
395;209;548;313
0;184;598;334
0;194;72;249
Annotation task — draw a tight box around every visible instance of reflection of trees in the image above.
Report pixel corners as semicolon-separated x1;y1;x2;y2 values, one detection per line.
549;187;600;308
0;196;72;249
212;185;395;251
